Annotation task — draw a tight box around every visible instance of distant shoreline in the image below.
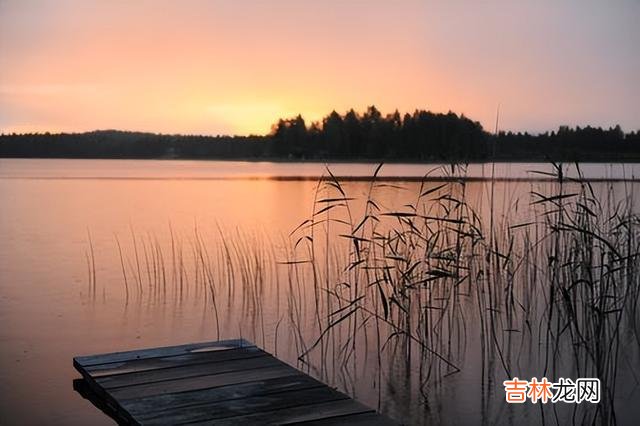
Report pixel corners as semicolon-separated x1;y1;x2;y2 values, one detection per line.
2;174;640;183
3;155;640;164
2;114;639;163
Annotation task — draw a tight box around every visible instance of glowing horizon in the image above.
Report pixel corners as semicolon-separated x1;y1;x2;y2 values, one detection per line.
1;0;638;136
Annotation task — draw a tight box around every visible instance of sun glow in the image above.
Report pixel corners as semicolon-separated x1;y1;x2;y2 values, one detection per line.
1;1;638;135
205;102;294;136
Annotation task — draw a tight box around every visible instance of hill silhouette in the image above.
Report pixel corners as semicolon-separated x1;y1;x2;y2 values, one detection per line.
1;106;639;162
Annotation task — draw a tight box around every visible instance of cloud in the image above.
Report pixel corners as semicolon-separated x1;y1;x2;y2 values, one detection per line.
0;84;100;97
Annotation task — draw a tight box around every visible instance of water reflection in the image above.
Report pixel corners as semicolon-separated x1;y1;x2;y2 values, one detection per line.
1;159;639;425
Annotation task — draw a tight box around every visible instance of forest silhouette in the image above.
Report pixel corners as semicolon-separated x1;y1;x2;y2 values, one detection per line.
1;106;639;162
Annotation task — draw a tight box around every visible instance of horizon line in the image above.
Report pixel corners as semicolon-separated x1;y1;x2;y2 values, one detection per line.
1;106;638;138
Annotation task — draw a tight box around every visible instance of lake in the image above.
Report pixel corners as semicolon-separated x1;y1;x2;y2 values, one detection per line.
1;159;639;425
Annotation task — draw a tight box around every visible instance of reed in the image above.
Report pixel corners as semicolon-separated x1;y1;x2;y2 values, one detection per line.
90;163;639;424
288;163;640;425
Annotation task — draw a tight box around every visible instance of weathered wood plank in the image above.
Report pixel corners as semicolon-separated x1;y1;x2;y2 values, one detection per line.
73;339;397;425
74;338;252;367
97;355;280;389
284;412;398;425
136;386;350;424
187;399;375;426
120;375;325;416
84;346;266;377
109;364;302;400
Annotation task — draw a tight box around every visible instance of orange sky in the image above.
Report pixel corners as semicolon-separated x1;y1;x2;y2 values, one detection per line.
1;0;638;135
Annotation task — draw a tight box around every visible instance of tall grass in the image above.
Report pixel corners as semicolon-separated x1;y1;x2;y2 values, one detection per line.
88;163;640;425
287;163;640;425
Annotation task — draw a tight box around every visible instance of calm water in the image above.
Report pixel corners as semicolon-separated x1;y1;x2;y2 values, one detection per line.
1;159;639;425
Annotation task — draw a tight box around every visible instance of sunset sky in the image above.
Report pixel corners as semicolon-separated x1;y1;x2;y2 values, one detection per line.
1;0;638;136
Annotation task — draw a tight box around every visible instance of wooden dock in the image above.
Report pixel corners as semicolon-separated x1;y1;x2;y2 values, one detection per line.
73;339;396;425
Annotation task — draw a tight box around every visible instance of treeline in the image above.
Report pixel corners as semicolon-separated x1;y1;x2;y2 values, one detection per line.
1;106;639;162
270;107;487;160
494;125;640;161
0;130;267;159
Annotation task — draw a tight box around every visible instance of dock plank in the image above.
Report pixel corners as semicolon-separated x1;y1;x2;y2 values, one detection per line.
84;346;266;377
187;399;374;426
75;338;253;367
109;365;301;400
285;412;398;425
97;355;281;389
135;386;349;424
73;339;397;425
121;375;325;416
